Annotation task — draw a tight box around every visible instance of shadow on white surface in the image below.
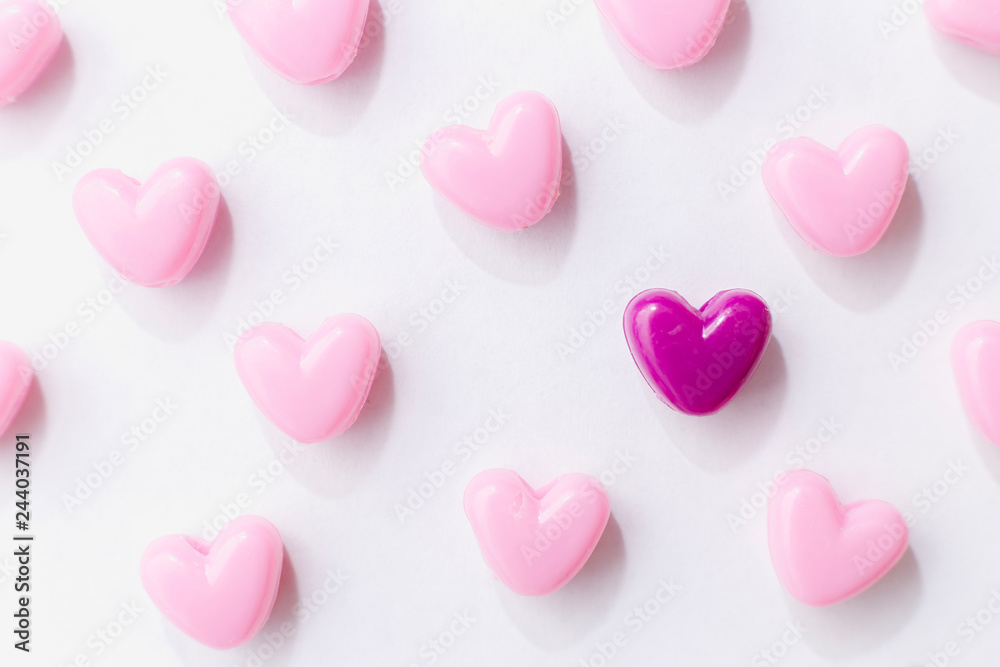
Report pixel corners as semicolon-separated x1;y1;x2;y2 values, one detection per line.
115;197;235;339
242;0;386;137
773;178;924;312
796;548;922;659
601;0;750;124
969;424;1000;485
654;337;787;471
931;33;1000;105
435;136;577;285
495;514;626;648
262;350;394;498
0;37;74;155
254;545;301;662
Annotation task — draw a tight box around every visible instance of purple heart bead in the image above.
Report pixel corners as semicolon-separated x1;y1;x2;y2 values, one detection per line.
623;288;772;416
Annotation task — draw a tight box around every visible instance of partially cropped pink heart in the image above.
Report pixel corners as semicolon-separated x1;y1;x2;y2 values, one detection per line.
594;0;731;69
952;320;1000;446
768;469;909;607
464;469;610;596
926;0;1000;55
421;91;562;232
229;0;369;84
0;0;63;105
72;157;220;287
0;342;32;435
762;126;910;257
234;314;380;443
141;515;283;650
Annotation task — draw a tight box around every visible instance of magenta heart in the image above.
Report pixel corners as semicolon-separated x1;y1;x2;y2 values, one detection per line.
623;288;771;415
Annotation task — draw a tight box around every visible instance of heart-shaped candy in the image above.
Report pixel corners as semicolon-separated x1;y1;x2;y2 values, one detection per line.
0;0;62;105
768;469;909;607
762;126;910;257
72;157;220;288
464;469;610;596
0;341;32;435
926;0;1000;54
952;320;1000;446
234;314;380;443
594;0;731;69
623;288;771;416
421;91;562;232
140;515;283;649
228;0;369;84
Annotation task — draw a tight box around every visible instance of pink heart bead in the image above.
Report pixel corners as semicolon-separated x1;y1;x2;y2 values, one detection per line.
421;91;562;232
768;469;909;607
952;320;1000;446
234;314;380;443
464;469;610;596
140;515;283;650
0;341;32;435
0;0;62;105
762;125;910;257
926;0;1000;55
72;157;220;288
594;0;731;70
228;0;369;84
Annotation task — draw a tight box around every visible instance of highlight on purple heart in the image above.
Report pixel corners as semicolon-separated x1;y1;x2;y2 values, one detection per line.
623;288;772;416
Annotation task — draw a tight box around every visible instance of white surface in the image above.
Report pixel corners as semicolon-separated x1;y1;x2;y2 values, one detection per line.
2;0;1000;665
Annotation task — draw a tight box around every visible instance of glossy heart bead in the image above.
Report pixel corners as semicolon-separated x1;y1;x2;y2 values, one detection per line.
926;0;1000;54
762;126;910;257
228;0;369;84
0;342;32;435
952;320;1000;446
234;314;380;443
140;515;283;649
768;469;908;607
421;91;562;232
0;0;62;105
72;157;220;288
464;469;610;596
623;288;771;416
594;0;731;69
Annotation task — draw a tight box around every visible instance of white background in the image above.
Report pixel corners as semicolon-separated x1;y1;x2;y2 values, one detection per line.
2;0;1000;665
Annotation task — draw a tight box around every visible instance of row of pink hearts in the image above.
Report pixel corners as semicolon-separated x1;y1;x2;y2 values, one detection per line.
1;0;996;109
141;468;904;650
